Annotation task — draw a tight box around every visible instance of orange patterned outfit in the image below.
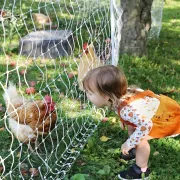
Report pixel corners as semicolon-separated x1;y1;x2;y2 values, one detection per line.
118;90;180;148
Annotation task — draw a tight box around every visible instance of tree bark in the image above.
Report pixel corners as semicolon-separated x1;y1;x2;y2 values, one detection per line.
120;0;153;56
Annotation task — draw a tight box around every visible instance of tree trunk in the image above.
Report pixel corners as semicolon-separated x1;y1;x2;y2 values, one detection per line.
120;0;153;56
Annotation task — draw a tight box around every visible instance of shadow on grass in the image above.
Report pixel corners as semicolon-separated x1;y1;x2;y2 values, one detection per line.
0;100;100;179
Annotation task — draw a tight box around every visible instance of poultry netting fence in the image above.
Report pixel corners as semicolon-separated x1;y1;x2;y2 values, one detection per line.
0;0;112;179
0;0;163;179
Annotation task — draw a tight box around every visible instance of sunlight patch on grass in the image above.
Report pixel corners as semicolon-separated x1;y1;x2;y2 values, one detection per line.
60;97;105;120
60;13;75;19
170;19;180;24
164;0;180;9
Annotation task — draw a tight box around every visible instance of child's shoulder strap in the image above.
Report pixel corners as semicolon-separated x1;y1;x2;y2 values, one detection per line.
133;90;156;99
118;90;157;112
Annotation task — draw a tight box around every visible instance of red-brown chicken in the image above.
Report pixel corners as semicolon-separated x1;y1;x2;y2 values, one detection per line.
3;83;57;150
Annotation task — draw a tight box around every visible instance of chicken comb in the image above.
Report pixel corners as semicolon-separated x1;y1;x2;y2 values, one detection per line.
83;42;88;49
83;42;89;54
44;95;52;103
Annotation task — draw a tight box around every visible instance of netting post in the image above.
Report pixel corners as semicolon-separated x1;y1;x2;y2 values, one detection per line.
149;0;164;39
110;0;115;66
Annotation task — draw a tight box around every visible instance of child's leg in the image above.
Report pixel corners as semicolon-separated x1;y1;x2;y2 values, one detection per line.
136;135;154;168
118;135;154;179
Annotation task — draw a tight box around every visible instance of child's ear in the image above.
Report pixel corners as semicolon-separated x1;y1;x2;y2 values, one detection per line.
104;95;110;101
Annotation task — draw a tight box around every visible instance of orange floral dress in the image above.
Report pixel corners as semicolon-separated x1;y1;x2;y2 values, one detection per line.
118;90;180;148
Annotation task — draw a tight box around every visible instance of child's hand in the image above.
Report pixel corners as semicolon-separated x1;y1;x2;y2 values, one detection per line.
121;142;132;155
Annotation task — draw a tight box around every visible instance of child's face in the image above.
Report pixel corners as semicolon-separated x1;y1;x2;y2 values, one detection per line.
85;89;110;108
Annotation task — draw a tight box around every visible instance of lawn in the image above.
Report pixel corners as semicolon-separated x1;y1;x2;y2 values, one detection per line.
0;0;109;179
68;0;180;180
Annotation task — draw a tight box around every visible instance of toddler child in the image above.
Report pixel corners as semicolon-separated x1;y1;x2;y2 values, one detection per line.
82;65;180;180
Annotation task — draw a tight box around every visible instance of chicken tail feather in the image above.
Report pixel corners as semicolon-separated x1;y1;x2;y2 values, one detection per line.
3;82;18;104
3;82;25;113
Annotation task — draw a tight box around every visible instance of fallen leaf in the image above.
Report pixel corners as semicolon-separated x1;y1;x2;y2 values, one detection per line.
17;152;21;158
29;168;39;176
20;169;29;176
25;87;36;95
20;69;26;75
111;118;116;124
71;148;76;153
72;71;78;75
101;117;108;123
153;151;160;156
29;81;36;87
0;166;4;173
100;136;111;142
59;92;65;98
10;61;16;67
0;127;5;131
68;73;74;79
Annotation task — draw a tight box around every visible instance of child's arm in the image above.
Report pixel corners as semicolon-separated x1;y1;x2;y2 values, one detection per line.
121;107;153;149
120;97;159;150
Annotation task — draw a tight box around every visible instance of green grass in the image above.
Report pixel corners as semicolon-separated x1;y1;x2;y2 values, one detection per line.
0;0;110;179
68;0;180;180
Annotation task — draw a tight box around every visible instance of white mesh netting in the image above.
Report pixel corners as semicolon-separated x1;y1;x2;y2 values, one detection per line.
149;0;164;39
0;0;164;179
0;0;114;179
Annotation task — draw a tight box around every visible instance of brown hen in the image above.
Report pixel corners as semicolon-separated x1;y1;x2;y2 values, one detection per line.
3;83;57;151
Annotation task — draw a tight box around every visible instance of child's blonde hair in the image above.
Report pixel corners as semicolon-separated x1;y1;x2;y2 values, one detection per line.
82;65;128;105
